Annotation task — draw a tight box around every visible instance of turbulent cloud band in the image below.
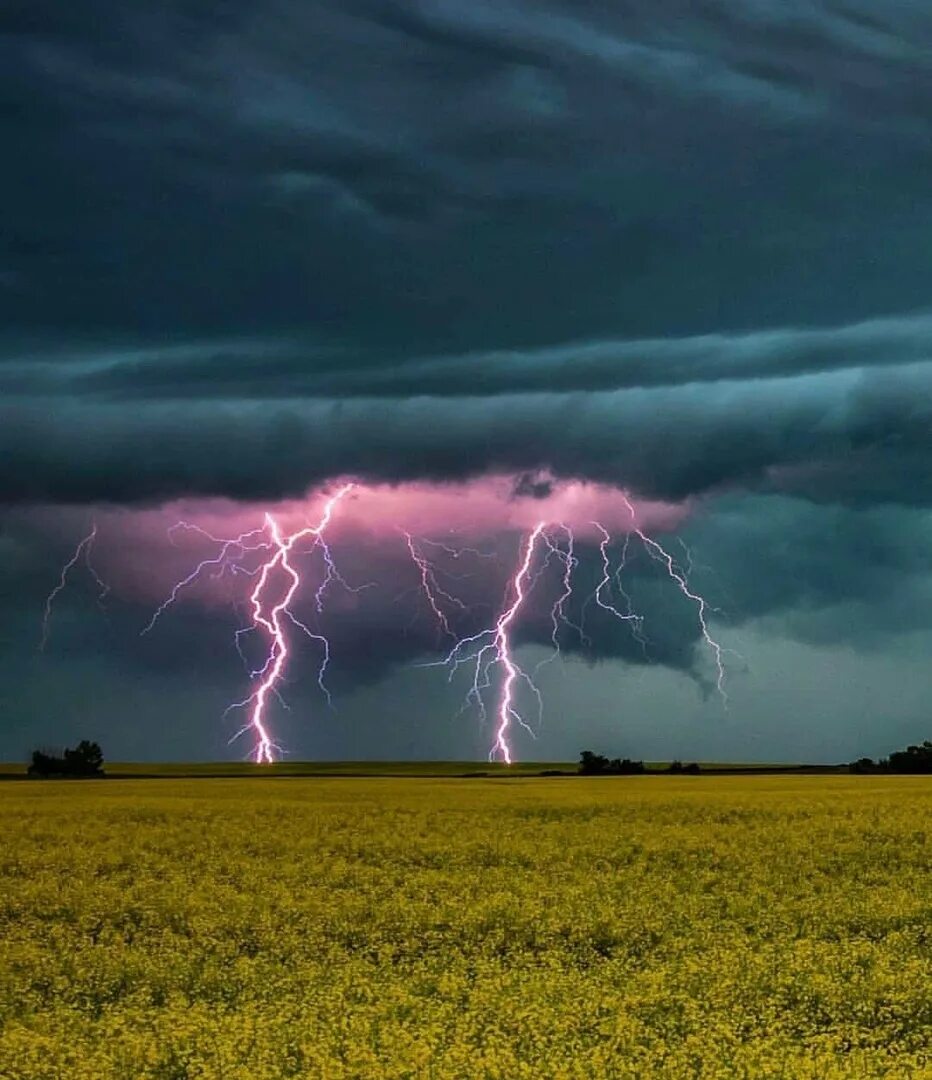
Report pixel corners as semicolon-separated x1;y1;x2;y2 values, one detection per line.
1;344;930;505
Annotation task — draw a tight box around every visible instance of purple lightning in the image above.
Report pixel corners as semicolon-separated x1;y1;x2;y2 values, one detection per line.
142;485;355;761
141;525;271;636
37;482;732;766
404;531;469;640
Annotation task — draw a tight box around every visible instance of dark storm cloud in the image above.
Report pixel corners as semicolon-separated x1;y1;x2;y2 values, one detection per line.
681;496;932;643
2;2;932;763
1;352;930;505
2;0;932;509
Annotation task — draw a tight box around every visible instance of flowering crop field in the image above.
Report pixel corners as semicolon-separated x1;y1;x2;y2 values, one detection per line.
1;776;930;1078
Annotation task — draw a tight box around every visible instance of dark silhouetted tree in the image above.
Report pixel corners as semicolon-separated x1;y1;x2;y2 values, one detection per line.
579;750;610;775
850;756;881;774
28;741;105;778
578;752;644;776
888;741;932;774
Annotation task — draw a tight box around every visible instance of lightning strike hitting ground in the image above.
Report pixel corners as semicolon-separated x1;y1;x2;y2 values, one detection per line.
226;484;354;763
39;485;731;765
430;523;547;763
141;485;355;761
491;522;548;763
40;523;108;650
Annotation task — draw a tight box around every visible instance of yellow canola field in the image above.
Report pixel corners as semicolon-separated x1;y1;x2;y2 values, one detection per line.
1;776;930;1079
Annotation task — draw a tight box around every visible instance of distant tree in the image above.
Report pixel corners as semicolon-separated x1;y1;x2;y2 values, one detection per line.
68;740;104;775
28;750;58;777
850;740;932;774
888;741;932;774
850;756;880;774
579;751;611;775
666;761;700;774
28;740;105;778
609;757;645;775
578;752;644;776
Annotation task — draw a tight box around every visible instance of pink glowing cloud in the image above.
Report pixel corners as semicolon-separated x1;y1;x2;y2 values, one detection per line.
32;474;688;602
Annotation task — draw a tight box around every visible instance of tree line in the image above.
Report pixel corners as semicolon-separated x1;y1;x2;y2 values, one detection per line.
579;739;932;776
21;737;932;778
849;740;932;774
28;741;105;778
578;751;700;775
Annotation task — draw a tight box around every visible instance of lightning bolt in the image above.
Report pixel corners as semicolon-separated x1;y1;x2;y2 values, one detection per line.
141;525;271;636
491;522;547;763
621;493;728;701
430;522;547;764
403;531;473;640
592;521;645;635
609;530;651;658
38;484;732;766
224;484;354;762
142;485;354;762
534;524;588;675
40;523;108;650
417;537;498;562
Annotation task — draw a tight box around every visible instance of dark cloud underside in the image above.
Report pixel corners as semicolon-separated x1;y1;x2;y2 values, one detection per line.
2;1;932;503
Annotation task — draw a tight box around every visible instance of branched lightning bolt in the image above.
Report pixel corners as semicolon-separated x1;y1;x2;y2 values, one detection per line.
141;526;270;636
592;522;645;636
428;522;547;764
534;524;589;674
621;494;728;701
418;537;498;562
40;484;734;765
224;484;354;763
41;523;108;650
612;530;650;657
142;485;354;762
404;531;469;639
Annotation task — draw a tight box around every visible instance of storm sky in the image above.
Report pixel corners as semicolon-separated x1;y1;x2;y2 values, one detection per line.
2;1;931;762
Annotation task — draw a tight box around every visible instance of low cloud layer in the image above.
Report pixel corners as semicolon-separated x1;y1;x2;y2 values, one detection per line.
1;343;930;505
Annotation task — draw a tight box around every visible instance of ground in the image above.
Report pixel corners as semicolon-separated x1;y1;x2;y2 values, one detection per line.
1;775;930;1078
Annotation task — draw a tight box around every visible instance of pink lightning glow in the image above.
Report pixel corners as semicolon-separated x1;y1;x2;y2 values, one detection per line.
33;475;732;765
226;483;354;762
139;484;355;761
403;531;468;639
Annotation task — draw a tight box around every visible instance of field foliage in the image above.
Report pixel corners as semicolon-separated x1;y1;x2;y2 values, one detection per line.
1;776;930;1078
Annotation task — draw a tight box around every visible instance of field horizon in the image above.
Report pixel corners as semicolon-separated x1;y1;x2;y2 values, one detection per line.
0;758;853;780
